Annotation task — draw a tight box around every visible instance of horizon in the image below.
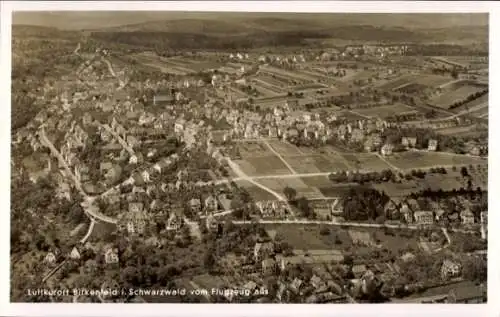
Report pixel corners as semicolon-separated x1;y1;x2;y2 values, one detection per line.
11;11;488;31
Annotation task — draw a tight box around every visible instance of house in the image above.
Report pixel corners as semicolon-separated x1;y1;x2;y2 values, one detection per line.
460;208;475;225
254;242;275;262
441;259;461;280
190;198;202;213
44;252;57;264
469;146;481;156
414;211;434;226
352;264;367;279
104;247;119;264
350;129;364;143
289;278;303;294
447;283;486;303
204;195;219;212
400;202;413;223
383;199;400;219
402;136;417;148
69;247;81;260
166;212;183;231
262;258;277;275
381;143;394;156
310;275;328;292
205;215;219;232
428;139;438;151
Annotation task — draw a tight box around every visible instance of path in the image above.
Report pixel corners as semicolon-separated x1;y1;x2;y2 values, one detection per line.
263;140;297;174
80;219;95;244
375;153;402;173
226;157;296;218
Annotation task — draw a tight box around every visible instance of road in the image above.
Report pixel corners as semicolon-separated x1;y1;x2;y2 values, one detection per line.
100;123;135;157
226;157;296;218
80;219;95;244
231;219;419;230
39;127;86;195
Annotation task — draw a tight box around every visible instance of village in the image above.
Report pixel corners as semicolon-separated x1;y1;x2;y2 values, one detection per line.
10;21;488;304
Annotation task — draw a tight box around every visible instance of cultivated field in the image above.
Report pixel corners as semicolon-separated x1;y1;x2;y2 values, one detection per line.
256;178;325;199
341;153;392;172
267;140;304;156
385;151;486;170
355;103;418;119
431;85;486;108
435;124;479;136
235;180;278;201
235;156;292;176
238;141;274;158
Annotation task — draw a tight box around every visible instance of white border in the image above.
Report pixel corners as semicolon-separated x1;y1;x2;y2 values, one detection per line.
1;1;499;317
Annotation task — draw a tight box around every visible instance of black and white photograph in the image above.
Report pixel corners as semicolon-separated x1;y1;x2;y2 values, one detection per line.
1;1;498;316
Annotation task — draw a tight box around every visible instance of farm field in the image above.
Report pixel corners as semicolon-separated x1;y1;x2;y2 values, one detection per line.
337;110;370;121
260;65;315;83
235;155;292;176
435;124;478;136
412;74;454;87
284;155;350;174
254;95;289;109
299;175;333;188
237;141;274;158
341;153;392;172
385;151;486;170
256;178;325;199
355;103;418;119
376;74;415;90
431;86;486;108
450;93;488;113
267;140;305;156
132;54;191;75
318;184;364;198
251;79;282;96
235;180;277;201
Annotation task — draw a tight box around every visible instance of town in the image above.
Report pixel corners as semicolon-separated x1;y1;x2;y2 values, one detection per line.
10;12;488;304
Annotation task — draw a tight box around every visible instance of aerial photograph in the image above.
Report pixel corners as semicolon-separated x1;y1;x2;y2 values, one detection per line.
10;11;488;304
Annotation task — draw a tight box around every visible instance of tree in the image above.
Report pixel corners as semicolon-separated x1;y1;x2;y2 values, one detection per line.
461;256;487;283
283;186;297;201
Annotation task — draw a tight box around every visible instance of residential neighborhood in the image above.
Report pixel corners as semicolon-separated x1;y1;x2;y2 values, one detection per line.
10;11;487;304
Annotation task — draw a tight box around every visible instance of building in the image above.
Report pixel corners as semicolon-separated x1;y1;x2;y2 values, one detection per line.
402;136;417;148
190;198;202;213
460;208;475;225
204;195;219;212
441;260;461;280
104;247;119;264
69;247;81;260
254;242;275;262
166;213;183;231
44;252;57;264
428;139;438;151
413;211;434;226
153;93;174;106
262;258;277;275
381;143;394;156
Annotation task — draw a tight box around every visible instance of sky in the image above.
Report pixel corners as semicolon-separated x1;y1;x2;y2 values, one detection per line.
11;11;488;31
